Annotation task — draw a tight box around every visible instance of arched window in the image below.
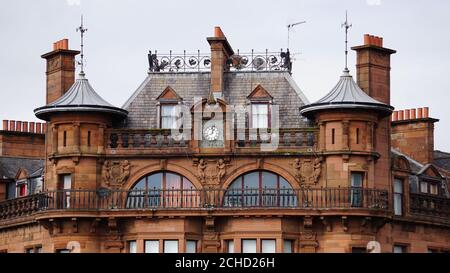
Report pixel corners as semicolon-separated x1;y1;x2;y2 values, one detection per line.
127;171;198;208
224;171;297;207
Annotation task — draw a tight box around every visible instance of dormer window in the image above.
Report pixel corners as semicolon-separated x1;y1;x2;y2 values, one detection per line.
160;104;179;129
247;84;273;129
251;104;269;129
157;86;182;129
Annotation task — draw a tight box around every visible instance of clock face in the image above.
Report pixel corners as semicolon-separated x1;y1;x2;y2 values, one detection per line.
203;125;219;141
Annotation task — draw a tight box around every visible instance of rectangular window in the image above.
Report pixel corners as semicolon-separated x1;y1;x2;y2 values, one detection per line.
430;184;438;195
161;105;178;129
63;131;67;147
87;131;91;146
242;239;257;253
331;128;335;145
420;181;428;193
144;240;159;253
164;240;179;253
186;240;197;253
25;248;34;254
18;183;27;197
394;178;403;216
36;247;43;253
351;247;366;253
128;241;137;253
226;240;234;253
60;174;72;208
57;249;70;253
393;245;407;253
261;239;276;253
356;128;360;144
283;240;294;253
251;104;269;129
350;172;364;207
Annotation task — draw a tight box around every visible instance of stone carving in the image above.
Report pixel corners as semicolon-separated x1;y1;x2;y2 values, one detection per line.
196;158;229;185
216;159;226;184
102;160;131;187
293;158;322;186
197;159;207;183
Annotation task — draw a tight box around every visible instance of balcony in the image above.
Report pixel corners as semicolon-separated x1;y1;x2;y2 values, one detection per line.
410;193;450;219
0;187;388;223
105;128;318;155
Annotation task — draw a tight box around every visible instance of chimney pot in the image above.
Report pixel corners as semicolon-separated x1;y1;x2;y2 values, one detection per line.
9;120;15;131
22;121;28;133
423;107;429;118
404;109;410;120
214;26;225;38
16;121;22;132
2;120;8;131
392;111;398;121
410;108;416;119
42;123;47;134
364;34;371;45
398;110;404;120
36;123;42;134
417;108;423;119
379;37;383;47
61;39;68;50
29;122;35;133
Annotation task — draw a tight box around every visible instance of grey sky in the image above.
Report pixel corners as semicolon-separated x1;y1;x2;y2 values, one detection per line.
0;0;449;151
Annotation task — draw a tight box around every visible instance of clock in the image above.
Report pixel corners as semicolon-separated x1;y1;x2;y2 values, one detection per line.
203;125;219;141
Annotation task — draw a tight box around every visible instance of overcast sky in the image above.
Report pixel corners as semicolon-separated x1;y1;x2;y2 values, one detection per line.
0;0;449;151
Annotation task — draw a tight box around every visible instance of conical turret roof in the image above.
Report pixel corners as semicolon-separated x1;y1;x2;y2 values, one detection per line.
300;69;393;118
35;72;128;121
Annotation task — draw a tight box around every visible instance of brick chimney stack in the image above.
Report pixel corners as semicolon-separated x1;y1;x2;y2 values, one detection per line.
351;34;396;104
41;39;80;104
391;107;438;164
207;27;234;99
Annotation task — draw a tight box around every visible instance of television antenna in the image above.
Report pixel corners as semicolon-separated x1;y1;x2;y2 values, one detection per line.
287;20;306;50
76;15;88;74
341;11;352;70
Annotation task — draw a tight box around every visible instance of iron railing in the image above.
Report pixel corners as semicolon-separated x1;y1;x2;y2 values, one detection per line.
148;49;292;73
0;188;388;220
409;193;450;218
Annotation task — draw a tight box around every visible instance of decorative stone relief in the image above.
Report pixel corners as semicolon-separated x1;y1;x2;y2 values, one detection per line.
293;158;322;186
195;158;229;185
102;160;131;188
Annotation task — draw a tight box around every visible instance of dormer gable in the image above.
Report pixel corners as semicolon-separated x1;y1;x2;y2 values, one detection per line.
156;86;182;102
247;84;273;101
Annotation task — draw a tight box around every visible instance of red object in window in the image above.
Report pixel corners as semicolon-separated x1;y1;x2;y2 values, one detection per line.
19;184;26;197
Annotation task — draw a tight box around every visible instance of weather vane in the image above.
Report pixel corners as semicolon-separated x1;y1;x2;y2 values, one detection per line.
76;15;88;74
341;10;352;71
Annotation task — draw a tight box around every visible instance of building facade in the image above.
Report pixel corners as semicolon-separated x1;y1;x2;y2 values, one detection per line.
0;29;449;253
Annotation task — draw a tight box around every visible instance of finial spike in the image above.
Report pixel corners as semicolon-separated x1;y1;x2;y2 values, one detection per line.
341;10;352;71
76;15;88;75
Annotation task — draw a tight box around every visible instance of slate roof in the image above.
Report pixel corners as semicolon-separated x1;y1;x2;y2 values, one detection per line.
300;69;393;117
0;157;44;180
34;73;128;121
122;71;310;129
434;150;450;173
391;148;424;173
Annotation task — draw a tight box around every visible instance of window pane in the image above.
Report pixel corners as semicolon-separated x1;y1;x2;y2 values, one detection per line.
166;173;181;189
351;173;363;187
148;173;163;189
283;240;293;253
63;174;72;190
244;172;259;188
393;245;406;253
430;184;438;195
129;241;137;253
161;105;176;116
186;240;197;253
164;240;178;253
420;182;428;193
242;239;257;253
145;240;159;253
261;239;276;253
262;172;277;188
394;194;402;216
227;240;234;253
394;179;403;193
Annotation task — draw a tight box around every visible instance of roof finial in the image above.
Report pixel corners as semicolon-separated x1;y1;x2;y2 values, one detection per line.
76;15;88;76
341;10;352;72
